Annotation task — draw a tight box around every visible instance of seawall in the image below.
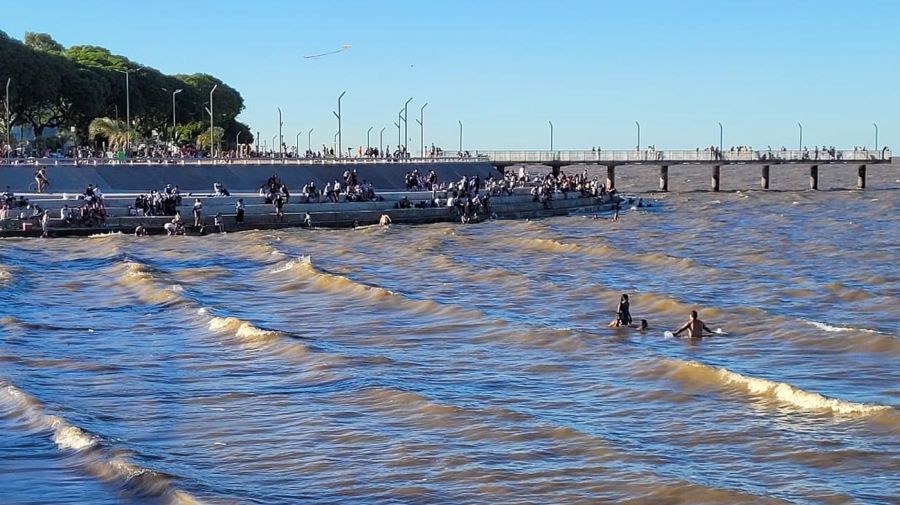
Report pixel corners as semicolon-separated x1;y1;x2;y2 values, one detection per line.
0;160;497;193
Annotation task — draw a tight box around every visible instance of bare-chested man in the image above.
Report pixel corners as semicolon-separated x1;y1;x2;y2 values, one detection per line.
673;310;714;339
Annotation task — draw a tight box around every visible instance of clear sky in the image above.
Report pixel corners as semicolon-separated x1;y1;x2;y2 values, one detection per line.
4;0;899;152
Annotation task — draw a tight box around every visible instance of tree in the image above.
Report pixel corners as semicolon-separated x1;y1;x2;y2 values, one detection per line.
24;32;64;54
88;117;128;150
195;126;224;150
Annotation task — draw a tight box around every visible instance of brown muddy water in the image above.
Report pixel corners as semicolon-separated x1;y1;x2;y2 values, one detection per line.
1;162;898;504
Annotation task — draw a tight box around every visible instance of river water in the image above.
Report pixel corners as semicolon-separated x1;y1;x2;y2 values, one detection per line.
1;163;898;504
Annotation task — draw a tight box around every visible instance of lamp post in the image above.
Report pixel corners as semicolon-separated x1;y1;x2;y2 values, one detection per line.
333;131;339;154
458;120;463;155
548;121;554;151
235;131;241;158
366;126;373;152
635;121;641;151
296;131;302;156
416;103;428;158
162;88;182;145
256;131;259;154
379;127;385;154
396;109;403;151
798;122;803;150
4;77;10;160
403;97;413;153
718;122;723;153
307;128;314;153
874;122;879;151
209;84;218;156
333;91;346;158
114;67;141;155
277;107;283;158
272;135;277;156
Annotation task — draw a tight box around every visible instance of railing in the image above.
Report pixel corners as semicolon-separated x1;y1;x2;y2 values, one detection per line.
0;156;484;167
1;149;892;166
477;149;892;163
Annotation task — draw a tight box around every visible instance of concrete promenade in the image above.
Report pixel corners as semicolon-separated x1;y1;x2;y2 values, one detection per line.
0;190;617;238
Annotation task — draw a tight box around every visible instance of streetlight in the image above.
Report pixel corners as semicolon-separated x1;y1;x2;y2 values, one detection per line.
333;131;339;154
272;135;277;155
4;77;10;160
396;109;403;151
333;91;346;158
417;103;428;158
874;122;879;151
255;131;260;154
718;122;723;153
114;67;141;155
296;130;302;156
209;83;218;156
403;97;413;153
458;120;463;155
635;121;641;151
366;126;373;152
235;131;241;158
379;127;386;154
548;120;554;151
798;122;803;150
307;128;314;153
162;88;182;146
277;107;283;158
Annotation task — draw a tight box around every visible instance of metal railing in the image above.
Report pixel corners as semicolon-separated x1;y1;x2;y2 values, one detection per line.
0;156;484;167
476;149;892;163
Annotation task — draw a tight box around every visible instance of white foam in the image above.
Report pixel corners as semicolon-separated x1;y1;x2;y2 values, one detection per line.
806;321;878;334
663;331;674;339
676;361;891;416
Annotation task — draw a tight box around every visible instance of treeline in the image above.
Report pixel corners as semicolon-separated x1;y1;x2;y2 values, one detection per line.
0;31;253;150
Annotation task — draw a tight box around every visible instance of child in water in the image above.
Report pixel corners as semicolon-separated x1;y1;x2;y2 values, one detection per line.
608;294;633;327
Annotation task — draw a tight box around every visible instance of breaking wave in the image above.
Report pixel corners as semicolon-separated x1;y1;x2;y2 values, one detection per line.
0;380;203;504
659;359;894;418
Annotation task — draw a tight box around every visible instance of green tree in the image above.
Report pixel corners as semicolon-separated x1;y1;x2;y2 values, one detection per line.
195;126;224;150
88;117;128;150
24;32;64;53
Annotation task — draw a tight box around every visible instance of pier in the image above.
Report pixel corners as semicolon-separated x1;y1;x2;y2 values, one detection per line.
478;148;893;191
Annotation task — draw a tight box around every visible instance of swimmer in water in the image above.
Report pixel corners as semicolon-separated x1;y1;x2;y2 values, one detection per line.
608;294;633;328
672;310;714;339
379;213;392;226
635;319;648;332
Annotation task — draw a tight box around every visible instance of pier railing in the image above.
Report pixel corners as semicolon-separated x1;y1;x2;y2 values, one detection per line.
476;149;892;164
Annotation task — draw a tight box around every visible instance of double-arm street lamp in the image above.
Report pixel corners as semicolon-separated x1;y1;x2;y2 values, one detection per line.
334;91;346;158
115;66;142;154
162;87;183;145
417;103;428;157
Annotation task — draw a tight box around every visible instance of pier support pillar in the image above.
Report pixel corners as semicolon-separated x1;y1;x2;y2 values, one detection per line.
809;165;819;190
711;165;720;192
606;166;615;191
857;165;866;190
659;165;669;192
761;165;770;190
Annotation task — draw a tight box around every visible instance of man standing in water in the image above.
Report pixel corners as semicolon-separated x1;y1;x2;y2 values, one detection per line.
673;311;714;339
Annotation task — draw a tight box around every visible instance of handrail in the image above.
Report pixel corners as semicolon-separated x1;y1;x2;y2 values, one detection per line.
475;148;892;163
0;156;483;167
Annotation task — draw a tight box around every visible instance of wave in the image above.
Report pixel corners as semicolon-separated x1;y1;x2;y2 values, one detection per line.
0;380;203;504
273;256;482;319
207;316;282;346
660;359;894;417
805;320;880;335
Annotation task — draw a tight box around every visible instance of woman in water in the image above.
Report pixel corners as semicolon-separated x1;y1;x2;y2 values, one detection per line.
608;294;633;327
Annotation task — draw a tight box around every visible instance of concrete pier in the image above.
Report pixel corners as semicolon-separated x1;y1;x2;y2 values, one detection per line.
809;165;819;190
606;166;616;191
858;165;866;189
761;165;770;190
711;165;721;192
659;165;669;192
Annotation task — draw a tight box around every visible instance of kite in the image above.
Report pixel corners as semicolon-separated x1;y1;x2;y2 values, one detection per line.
304;45;352;59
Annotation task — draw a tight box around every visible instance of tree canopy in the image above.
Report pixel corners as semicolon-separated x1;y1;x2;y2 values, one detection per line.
0;31;253;149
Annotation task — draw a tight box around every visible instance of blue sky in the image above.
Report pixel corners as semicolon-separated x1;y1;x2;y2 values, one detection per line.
5;0;899;152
